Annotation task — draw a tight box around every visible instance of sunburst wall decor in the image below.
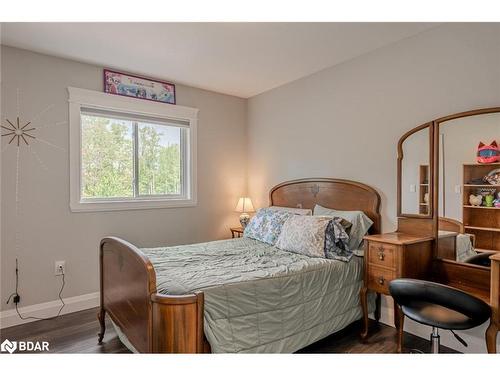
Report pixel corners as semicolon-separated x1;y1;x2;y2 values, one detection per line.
1;117;36;147
1;88;67;253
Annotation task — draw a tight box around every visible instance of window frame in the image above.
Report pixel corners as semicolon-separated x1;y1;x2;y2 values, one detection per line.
68;87;198;212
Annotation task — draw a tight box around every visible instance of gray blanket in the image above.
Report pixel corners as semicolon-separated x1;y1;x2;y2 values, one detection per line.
141;237;373;353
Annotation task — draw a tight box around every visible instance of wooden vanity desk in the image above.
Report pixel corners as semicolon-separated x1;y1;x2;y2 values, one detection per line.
429;256;498;352
360;228;500;353
368;107;500;353
360;232;434;339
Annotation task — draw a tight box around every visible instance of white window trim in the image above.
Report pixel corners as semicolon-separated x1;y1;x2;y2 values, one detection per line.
68;87;198;212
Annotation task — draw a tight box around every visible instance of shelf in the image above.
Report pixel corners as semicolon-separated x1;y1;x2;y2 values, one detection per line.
465;226;500;232
463;184;500;187
462;162;500;166
419;203;428;206
463;205;500;209
463;163;500;240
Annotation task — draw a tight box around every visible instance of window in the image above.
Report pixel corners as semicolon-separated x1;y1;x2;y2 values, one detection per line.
69;87;197;211
80;109;186;199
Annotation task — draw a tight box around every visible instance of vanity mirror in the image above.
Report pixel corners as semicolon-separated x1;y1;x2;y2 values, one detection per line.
436;110;500;266
398;123;433;218
392;107;499;353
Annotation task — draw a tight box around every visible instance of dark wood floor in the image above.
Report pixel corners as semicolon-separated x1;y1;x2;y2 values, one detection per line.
0;307;457;354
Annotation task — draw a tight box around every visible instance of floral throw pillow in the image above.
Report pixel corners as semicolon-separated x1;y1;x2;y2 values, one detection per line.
275;215;332;258
243;208;294;245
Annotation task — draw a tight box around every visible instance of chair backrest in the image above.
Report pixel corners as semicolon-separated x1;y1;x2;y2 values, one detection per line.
389;278;491;325
464;252;493;267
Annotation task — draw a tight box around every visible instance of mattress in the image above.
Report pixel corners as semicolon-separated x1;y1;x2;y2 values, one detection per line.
120;237;374;353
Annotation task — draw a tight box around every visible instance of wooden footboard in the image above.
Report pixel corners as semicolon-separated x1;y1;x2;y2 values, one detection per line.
151;293;207;353
99;237;207;353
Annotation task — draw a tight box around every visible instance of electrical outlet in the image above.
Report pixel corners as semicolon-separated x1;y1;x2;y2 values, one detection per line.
54;261;65;276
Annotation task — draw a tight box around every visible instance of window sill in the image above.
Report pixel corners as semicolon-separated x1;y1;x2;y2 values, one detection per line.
70;198;197;212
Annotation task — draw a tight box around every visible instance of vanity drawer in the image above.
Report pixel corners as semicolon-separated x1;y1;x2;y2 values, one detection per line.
367;265;396;294
368;242;397;268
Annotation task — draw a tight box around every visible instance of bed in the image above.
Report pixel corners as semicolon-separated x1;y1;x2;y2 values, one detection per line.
98;178;382;353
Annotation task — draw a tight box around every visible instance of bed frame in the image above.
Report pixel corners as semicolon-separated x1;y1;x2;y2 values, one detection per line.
98;178;381;353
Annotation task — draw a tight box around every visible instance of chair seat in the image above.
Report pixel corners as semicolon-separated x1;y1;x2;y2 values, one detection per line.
390;278;491;332
402;302;474;330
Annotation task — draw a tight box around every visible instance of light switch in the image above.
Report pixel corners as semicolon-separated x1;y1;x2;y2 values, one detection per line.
409;184;416;193
454;185;462;194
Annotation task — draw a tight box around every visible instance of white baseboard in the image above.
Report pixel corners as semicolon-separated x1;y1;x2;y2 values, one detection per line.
0;292;99;329
378;296;500;353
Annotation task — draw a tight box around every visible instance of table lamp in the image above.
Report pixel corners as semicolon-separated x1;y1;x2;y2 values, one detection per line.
235;197;255;228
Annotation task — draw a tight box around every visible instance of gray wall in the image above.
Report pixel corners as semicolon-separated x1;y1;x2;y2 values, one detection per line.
1;46;247;310
401;127;430;215
247;23;500;231
247;23;500;352
2;23;500;351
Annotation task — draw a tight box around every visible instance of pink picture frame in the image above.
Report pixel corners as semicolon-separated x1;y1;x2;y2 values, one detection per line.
103;69;176;105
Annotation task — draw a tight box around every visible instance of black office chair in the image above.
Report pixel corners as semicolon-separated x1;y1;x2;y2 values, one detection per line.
389;278;491;353
464;252;494;267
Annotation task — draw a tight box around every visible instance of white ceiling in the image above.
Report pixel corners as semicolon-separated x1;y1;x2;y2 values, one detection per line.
1;23;438;98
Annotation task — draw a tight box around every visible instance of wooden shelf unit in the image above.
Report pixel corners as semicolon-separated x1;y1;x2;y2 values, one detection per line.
464;184;500;187
463;163;500;252
418;165;429;215
463;205;499;209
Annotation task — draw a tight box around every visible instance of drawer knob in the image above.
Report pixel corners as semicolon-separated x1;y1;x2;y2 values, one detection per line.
378;277;385;285
378;247;385;261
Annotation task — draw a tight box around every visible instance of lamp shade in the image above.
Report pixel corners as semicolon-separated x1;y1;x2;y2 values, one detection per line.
235;197;255;213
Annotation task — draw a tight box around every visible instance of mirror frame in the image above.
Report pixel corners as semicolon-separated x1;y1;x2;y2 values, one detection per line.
432;106;500;232
397;122;435;218
394;107;499;314
430;107;500;299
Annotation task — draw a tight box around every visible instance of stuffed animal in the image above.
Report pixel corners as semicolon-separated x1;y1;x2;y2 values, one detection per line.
469;194;483;206
477;141;500;164
483;169;500;185
494;193;500;208
485;194;495;207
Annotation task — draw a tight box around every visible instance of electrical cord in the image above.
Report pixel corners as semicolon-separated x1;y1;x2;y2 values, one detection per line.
5;292;17;304
5;258;66;321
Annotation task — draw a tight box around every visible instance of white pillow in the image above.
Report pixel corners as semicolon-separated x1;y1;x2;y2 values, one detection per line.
268;206;312;215
275;215;331;258
313;205;373;250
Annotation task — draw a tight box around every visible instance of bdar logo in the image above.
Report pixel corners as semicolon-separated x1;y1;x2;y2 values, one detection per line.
0;339;48;353
1;339;17;354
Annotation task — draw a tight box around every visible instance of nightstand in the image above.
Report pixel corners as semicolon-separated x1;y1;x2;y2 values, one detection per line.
230;227;244;238
360;232;434;345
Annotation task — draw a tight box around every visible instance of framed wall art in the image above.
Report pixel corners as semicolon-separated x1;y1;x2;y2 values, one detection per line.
103;69;176;104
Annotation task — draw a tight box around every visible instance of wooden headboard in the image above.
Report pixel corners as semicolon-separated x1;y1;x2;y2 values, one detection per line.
269;178;381;234
438;217;465;234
